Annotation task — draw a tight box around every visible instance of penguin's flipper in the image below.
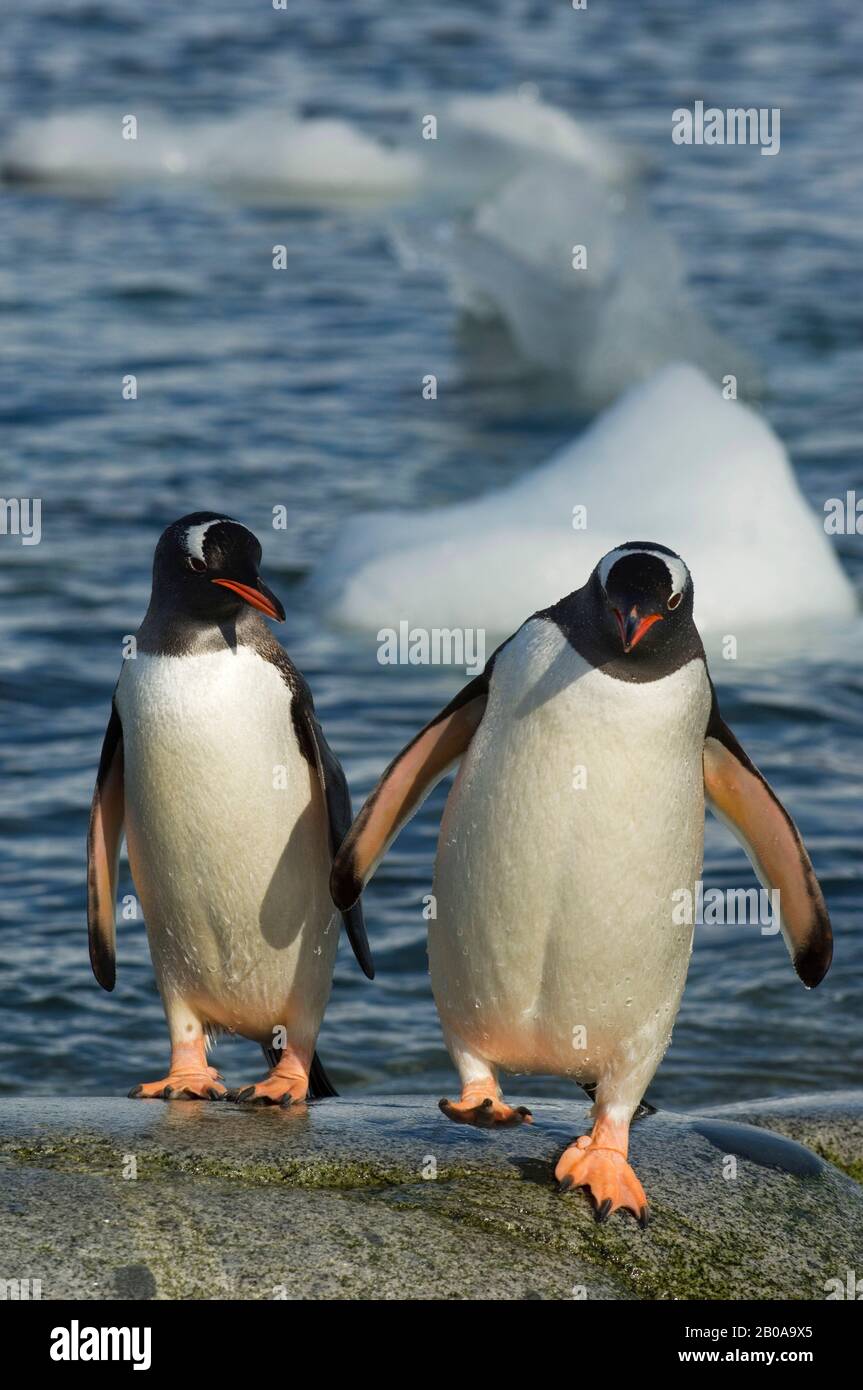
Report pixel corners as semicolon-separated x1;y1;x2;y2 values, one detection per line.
295;699;375;979
87;702;125;992
330;674;489;912
703;705;832;988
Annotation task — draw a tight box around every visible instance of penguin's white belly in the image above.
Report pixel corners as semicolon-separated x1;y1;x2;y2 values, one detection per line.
429;622;712;1098
116;648;337;1043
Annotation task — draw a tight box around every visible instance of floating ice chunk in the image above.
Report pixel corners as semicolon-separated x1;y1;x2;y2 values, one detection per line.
1;110;421;202
432;166;758;407
416;89;645;206
1;112;187;185
312;365;857;641
197;114;422;199
1;91;633;208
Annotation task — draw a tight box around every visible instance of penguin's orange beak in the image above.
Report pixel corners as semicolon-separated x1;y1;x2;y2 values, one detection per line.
211;578;286;621
614;606;662;653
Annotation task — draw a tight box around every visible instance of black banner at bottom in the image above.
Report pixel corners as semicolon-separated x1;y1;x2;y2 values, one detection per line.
1;1296;857;1373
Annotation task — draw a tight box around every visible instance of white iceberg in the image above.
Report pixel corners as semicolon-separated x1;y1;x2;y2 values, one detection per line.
310;364;857;641
1;110;422;202
2;92;631;208
414;89;645;207
426;164;759;407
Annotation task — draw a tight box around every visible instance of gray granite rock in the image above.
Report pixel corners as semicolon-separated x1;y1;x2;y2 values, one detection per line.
0;1092;860;1300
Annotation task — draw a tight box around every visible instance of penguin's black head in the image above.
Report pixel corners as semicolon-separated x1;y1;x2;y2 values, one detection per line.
595;542;693;657
152;512;285;624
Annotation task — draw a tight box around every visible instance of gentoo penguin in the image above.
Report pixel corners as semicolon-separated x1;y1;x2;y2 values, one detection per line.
331;542;832;1222
87;512;373;1103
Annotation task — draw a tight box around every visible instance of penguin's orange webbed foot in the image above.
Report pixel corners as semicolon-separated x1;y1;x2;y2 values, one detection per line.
226;1075;308;1107
226;1051;310;1107
129;1064;226;1102
439;1085;532;1128
555;1136;649;1227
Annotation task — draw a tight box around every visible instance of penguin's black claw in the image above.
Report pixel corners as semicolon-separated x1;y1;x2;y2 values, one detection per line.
128;1085;143;1099
595;1197;613;1224
638;1205;650;1230
226;1083;299;1106
161;1085;175;1100
558;1175;575;1194
207;1088;224;1102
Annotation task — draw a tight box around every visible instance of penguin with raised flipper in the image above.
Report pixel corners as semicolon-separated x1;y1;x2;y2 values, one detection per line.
88;511;373;1103
331;542;831;1223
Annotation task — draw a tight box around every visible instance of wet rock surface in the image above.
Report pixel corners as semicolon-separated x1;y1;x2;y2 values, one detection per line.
1;1092;860;1300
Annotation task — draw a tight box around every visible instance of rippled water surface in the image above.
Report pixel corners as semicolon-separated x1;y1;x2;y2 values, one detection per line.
0;0;861;1107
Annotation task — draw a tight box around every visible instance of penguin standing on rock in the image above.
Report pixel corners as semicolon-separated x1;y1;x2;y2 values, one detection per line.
88;512;373;1103
331;542;832;1223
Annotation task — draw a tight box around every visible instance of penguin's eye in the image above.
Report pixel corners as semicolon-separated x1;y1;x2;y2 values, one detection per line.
667;592;682;611
187;556;207;573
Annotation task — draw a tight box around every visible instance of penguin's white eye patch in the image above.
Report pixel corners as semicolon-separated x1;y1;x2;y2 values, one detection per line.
187;556;207;573
667;591;682;611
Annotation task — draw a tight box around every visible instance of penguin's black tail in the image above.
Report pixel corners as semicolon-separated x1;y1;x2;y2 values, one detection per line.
259;1046;338;1100
307;1051;338;1100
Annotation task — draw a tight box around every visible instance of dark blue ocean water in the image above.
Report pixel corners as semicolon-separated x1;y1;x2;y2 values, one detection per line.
0;0;861;1107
